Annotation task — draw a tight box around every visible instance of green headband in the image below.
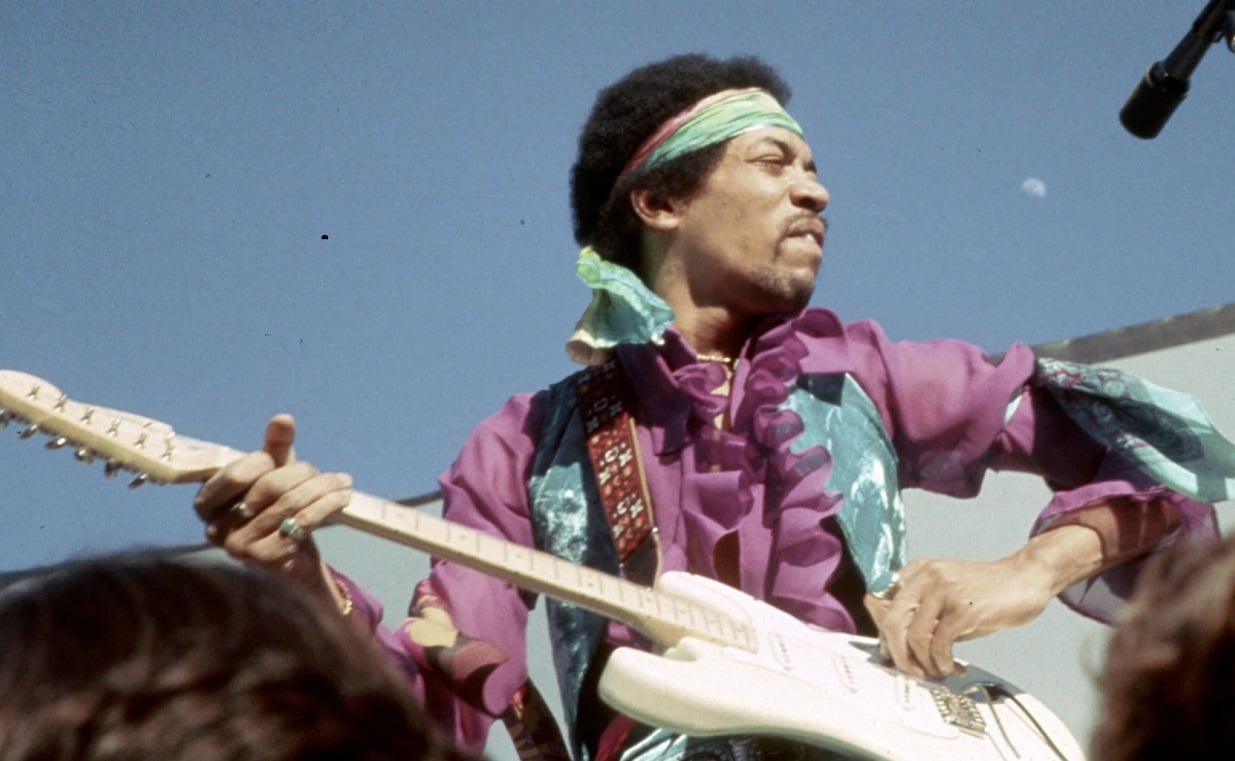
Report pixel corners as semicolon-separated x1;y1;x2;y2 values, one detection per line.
621;87;803;178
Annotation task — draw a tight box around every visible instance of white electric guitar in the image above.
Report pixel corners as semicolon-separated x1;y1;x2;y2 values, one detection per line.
0;369;1085;761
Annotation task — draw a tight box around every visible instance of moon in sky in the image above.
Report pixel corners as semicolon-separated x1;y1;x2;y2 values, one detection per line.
1021;177;1048;198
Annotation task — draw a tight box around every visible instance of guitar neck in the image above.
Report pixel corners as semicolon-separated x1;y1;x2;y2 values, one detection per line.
337;493;754;652
0;368;753;653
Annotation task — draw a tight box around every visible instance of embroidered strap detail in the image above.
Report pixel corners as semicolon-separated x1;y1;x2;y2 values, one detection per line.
576;358;661;584
501;682;574;761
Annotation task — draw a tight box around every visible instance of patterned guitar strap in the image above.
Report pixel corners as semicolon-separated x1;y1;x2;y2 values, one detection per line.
576;356;664;761
575;356;663;586
500;357;661;761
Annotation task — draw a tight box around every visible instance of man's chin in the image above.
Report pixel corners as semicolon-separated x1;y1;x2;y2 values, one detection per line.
747;273;815;316
781;288;814;315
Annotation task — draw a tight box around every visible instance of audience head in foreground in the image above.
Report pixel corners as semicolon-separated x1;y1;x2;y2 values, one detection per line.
1092;534;1235;760
0;549;477;761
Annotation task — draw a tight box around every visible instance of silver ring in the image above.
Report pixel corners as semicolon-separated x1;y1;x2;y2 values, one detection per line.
870;571;901;601
229;502;254;521
278;516;307;542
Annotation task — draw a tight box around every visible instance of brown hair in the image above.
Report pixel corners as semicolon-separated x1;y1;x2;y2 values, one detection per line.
0;549;478;761
1091;535;1235;760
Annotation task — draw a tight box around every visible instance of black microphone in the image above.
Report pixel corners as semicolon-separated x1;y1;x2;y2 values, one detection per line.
1119;0;1234;139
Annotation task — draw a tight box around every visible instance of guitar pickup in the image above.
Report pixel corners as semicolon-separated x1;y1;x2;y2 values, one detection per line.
929;685;987;736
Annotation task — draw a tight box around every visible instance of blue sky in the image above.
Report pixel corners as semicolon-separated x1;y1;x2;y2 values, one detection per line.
3;1;1232;753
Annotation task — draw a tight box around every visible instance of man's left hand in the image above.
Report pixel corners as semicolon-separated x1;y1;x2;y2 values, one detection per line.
862;523;1110;680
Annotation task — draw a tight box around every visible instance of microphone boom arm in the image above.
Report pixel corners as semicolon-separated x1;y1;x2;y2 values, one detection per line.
1119;0;1235;139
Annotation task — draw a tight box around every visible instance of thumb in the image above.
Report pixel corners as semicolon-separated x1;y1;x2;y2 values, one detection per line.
263;414;297;467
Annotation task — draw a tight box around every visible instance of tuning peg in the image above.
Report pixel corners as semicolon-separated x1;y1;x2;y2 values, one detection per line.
128;473;149;489
0;409;11;428
46;436;70;450
75;448;96;465
19;424;40;440
104;460;123;479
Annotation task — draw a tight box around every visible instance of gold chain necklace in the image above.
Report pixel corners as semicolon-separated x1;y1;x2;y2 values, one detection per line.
697;352;738;370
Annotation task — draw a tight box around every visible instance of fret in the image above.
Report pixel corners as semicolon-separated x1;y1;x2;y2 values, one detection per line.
592;568;624;603
576;569;601;597
670;598;695;625
617;577;660;613
447;522;479;552
700;607;727;638
503;544;533;574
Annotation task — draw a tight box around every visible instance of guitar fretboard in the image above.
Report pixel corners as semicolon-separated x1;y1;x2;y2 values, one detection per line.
339;494;758;652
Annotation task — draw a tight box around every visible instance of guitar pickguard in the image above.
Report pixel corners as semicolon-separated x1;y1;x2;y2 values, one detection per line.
598;572;1084;761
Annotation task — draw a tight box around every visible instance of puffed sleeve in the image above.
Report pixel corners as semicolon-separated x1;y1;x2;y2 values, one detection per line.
337;393;548;753
844;320;1219;621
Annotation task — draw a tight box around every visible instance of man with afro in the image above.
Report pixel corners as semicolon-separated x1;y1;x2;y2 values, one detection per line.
195;53;1226;761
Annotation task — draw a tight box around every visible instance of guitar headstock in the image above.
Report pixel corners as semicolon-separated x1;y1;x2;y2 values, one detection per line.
0;369;236;486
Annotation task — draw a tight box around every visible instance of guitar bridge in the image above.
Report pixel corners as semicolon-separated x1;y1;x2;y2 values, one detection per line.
929;685;987;736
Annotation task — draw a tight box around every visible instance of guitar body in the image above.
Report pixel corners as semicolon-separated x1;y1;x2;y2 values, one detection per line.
599;572;1084;761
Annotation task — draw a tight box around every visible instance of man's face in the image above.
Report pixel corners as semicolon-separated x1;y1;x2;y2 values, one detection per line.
667;127;829;320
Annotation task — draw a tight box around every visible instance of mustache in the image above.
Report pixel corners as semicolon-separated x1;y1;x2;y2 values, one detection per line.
780;213;828;239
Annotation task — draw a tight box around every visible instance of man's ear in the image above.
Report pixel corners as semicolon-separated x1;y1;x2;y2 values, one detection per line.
629;188;684;232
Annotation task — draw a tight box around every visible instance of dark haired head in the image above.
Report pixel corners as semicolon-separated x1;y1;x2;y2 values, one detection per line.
569;54;791;272
1091;535;1235;761
0;549;478;761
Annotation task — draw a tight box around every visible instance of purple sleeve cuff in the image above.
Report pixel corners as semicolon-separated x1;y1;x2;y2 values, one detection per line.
1030;474;1219;622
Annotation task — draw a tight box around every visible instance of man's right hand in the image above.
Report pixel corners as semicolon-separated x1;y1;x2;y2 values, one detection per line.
192;414;353;594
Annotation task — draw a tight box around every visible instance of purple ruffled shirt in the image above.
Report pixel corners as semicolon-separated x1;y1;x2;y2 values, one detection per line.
348;307;1216;752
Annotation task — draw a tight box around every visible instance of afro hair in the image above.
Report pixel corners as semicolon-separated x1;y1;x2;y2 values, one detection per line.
569;54;791;270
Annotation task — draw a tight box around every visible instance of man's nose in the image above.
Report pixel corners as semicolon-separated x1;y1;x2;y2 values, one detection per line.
792;176;829;213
